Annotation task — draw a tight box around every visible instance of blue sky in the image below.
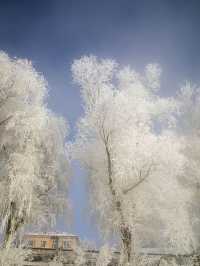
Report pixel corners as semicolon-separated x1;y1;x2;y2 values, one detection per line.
1;0;200;244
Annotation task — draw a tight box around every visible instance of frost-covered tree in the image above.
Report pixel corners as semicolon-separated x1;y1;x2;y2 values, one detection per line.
0;247;31;266
96;244;113;266
74;244;86;266
0;52;69;248
48;256;63;266
71;56;187;265
175;82;200;252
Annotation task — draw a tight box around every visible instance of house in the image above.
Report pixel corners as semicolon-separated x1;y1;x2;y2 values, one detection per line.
23;232;119;265
24;232;79;250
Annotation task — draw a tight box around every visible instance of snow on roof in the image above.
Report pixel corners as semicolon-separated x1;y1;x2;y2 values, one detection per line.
25;232;78;237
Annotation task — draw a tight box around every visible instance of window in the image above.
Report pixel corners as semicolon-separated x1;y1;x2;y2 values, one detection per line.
27;240;33;247
52;239;58;249
41;241;47;248
63;240;71;249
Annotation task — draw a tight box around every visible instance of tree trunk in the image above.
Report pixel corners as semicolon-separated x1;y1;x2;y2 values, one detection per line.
3;201;23;248
120;224;136;266
104;142;135;265
121;225;132;265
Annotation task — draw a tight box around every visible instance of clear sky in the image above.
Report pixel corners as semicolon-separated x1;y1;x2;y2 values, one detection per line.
1;0;200;244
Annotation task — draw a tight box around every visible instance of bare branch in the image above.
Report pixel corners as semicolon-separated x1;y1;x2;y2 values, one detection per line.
123;163;154;194
0;115;13;127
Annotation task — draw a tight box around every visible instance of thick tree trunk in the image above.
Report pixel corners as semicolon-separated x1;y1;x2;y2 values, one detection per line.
120;224;132;266
3;201;23;248
104;142;135;265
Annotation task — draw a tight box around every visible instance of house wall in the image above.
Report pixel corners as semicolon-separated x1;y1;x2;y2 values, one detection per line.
24;234;79;250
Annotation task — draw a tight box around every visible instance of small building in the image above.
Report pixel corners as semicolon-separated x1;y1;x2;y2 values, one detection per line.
23;232;119;265
24;232;79;250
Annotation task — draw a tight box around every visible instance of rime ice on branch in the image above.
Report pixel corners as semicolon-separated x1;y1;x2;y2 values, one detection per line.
0;52;70;248
71;56;192;265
